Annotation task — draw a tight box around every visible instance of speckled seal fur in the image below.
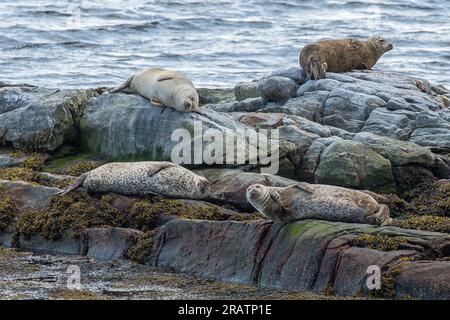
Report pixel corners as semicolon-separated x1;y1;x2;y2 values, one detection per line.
246;182;392;226
57;161;209;199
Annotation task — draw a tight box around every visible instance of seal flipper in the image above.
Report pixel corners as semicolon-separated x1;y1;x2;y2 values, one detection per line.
55;173;87;196
150;98;166;108
288;182;314;194
308;56;327;80
147;163;177;177
109;75;135;94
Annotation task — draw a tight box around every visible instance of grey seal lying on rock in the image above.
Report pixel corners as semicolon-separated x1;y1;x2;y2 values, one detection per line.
246;182;392;226
110;68;200;112
299;36;393;80
57;161;209;199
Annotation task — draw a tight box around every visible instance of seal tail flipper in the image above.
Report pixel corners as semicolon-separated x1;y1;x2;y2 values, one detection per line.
55;173;87;196
308;57;327;80
109;74;135;93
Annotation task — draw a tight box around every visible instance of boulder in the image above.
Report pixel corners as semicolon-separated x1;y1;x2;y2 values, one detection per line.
234;81;260;101
80;92;258;161
0;86;98;151
258;76;298;103
0;180;59;212
396;261;450;300
314;140;396;193
83;227;143;260
353;132;436;167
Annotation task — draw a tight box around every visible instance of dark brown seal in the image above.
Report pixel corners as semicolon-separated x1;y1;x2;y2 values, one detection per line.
299;36;393;80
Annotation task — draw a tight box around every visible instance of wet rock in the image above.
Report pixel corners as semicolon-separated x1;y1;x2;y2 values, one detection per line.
396;261;450;300
153;219;273;283
0;86;98;151
0;153;27;168
333;247;414;296
0;180;59;212
314;140;396;193
258;76;298;103
150;219;450;298
83;227;143;260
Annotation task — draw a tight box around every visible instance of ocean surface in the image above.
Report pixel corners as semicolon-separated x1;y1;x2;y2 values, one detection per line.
0;0;449;89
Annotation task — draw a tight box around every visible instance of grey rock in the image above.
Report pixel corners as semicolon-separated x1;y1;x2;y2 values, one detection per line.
362;108;416;140
269;67;307;83
234;81;260;101
396;261;450;300
0;153;27;168
0;180;60;212
258;76;298;103
262;91;328;121
299;137;343;181
0;86;98;151
80;92;256;161
314;140;397;193
196;168;298;209
83;227;143;261
353;132;436;166
197;87;235;105
297;79;340;96
150;218;450;298
323;88;386;132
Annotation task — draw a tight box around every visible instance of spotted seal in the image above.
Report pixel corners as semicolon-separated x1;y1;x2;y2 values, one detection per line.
57;161;209;199
246;182;392;226
299;36;393;80
110;68;200;112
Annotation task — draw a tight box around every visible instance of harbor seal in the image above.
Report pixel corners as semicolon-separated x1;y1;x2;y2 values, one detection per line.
299;36;393;80
110;68;200;112
57;161;209;199
246;182;392;226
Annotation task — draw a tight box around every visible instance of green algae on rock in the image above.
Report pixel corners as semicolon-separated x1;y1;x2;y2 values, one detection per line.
353;234;408;251
393;215;450;233
0;198;17;232
125;231;154;264
402;180;450;217
16;191;126;241
0;167;37;183
53;160;100;176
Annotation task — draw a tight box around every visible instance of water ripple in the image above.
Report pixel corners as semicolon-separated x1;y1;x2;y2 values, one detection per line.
0;0;448;88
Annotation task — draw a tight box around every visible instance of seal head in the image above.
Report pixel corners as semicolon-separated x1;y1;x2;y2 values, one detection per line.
368;36;393;59
246;184;284;220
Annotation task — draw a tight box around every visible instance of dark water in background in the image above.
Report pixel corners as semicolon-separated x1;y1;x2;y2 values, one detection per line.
0;0;449;89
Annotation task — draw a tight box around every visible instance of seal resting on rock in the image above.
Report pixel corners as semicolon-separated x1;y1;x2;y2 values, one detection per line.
57;161;209;199
299;36;393;80
246;182;392;226
110;68;200;112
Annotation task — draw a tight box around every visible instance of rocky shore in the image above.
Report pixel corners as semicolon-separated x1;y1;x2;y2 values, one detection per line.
0;68;449;299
